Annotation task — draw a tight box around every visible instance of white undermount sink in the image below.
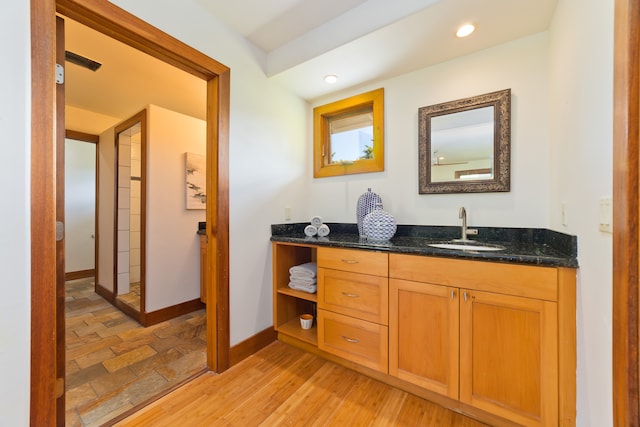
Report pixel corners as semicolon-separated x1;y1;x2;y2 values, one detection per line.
428;242;506;252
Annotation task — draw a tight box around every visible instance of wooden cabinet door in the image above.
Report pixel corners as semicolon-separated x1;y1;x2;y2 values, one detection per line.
389;279;459;399
459;289;558;426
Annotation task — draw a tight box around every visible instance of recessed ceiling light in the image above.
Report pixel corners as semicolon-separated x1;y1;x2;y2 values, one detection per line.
456;23;475;38
324;74;338;84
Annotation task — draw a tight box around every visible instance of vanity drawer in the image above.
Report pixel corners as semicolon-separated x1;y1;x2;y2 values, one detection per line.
318;309;388;373
389;254;558;301
318;268;388;325
318;247;388;276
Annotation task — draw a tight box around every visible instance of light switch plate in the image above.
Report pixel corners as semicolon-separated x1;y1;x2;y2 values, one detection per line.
284;207;291;221
599;197;612;233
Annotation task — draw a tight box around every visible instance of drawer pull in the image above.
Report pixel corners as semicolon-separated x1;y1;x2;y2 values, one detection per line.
341;259;359;264
341;291;360;298
341;336;360;344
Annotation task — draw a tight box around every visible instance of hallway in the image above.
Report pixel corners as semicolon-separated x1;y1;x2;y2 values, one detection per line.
65;278;206;426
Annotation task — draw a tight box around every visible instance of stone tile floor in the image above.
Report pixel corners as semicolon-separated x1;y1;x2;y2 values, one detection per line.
65;278;206;426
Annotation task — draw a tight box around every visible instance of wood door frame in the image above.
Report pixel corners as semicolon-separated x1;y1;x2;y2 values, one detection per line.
613;0;640;425
30;0;230;424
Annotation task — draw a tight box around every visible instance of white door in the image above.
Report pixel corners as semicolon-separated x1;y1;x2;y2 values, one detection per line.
64;138;96;274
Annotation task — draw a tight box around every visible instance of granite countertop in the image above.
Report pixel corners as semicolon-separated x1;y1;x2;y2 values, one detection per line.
271;223;578;268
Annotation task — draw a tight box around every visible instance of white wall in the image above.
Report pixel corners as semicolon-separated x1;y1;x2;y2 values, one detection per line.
548;0;614;425
145;104;206;311
0;1;31;425
65;139;96;273
308;33;551;230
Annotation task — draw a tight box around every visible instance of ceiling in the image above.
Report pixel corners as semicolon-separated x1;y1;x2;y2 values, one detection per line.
64;0;558;133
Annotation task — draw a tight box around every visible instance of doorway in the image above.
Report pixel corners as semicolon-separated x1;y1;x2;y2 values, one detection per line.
30;1;230;424
64;131;98;282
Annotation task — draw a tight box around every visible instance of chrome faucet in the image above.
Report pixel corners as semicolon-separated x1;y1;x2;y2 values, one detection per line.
457;207;478;242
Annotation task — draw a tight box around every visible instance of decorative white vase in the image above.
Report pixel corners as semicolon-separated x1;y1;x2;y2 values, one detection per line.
363;203;397;241
356;188;383;237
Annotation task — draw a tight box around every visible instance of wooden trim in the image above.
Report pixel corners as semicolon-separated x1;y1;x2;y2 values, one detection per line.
30;0;57;425
143;299;205;327
95;282;114;302
55;15;67;427
613;0;640;425
313;88;385;178
32;0;231;422
65;129;99;143
206;69;231;372
229;327;277;367
65;269;95;281
55;0;228;79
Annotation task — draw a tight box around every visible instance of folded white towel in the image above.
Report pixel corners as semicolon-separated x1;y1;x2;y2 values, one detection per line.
289;262;317;278
288;282;317;294
304;225;317;237
317;224;330;237
310;216;323;228
289;275;316;286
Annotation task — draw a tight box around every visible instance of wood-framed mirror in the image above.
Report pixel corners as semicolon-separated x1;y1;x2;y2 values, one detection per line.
418;89;511;194
313;88;384;178
114;109;146;322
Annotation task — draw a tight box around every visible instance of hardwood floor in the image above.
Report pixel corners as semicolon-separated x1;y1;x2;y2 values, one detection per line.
65;278;206;426
115;341;488;426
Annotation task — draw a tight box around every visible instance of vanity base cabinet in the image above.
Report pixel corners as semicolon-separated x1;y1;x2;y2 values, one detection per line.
271;242;576;427
389;253;574;427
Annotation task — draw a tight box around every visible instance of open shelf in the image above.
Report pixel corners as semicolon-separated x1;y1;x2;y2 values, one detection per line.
277;317;317;346
277;287;317;302
273;241;318;347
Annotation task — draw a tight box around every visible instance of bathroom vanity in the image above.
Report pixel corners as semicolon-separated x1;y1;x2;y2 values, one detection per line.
271;223;577;427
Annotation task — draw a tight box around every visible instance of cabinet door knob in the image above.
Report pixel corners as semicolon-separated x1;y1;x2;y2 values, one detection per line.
463;291;469;302
342;336;360;344
341;292;360;298
341;259;359;264
450;290;456;299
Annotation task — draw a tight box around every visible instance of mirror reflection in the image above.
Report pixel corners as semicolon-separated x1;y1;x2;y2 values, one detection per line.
418;89;511;194
329;110;374;163
430;106;494;182
115;111;146;319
